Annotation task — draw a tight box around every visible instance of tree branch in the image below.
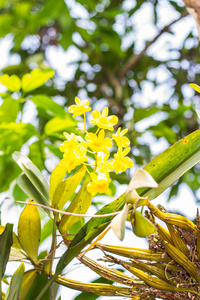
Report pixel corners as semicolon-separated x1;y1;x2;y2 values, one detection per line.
119;11;188;80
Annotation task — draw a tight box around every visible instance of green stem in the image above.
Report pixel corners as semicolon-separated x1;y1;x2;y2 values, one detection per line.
84;113;86;132
35;275;57;300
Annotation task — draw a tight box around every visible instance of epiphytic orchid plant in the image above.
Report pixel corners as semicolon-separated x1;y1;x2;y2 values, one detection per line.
1;80;200;299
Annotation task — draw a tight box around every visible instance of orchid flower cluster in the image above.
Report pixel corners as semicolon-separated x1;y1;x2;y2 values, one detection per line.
59;97;134;196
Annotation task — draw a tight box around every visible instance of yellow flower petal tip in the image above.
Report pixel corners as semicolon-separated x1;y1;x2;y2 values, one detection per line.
68;97;91;117
90;107;118;131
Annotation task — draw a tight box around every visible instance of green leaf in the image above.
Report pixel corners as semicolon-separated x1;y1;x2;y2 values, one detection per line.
134;105;159;123
0;223;13;272
18;199;41;264
52;165;86;210
5;262;25;300
12;151;50;203
138;129;200;201
24;271;58;300
0;97;20;123
31;95;66;118
131;210;156;237
0;122;36;155
20;269;38;300
44;115;77;136
0;225;21;249
0;223;13;295
0;156;21;193
22;68;54;93
59;178;92;234
17;174;52;218
28;141;45;171
0;74;21;92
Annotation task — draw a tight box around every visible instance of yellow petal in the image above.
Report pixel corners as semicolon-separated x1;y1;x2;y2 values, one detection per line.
108;115;118;125
102;107;109;117
92;110;101;119
75;96;81;105
122;147;130;156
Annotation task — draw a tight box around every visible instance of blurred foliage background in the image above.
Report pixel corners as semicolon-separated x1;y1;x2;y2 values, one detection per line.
0;0;200;206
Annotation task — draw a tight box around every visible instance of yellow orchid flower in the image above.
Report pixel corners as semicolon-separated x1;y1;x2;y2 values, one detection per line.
113;147;134;174
87;172;111;196
85;129;112;153
60;133;88;173
90;107;118;131
112;127;130;148
97;153;114;173
62;144;87;173
68;97;91;117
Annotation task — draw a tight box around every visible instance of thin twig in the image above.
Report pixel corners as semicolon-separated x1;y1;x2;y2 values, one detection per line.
16;201;120;218
119;11;188;79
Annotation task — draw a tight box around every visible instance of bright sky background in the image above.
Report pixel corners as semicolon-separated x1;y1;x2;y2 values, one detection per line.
0;1;200;299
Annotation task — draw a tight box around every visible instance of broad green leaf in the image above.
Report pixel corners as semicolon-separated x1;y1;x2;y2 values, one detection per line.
0;74;21;92
44;115;77;136
59;178;92;234
0;122;36;156
31;95;66;118
52;165;86;210
28;141;45;171
21;68;54;93
24;271;58;300
0;223;13;283
17;174;52;218
12;151;50;203
134;105;159;123
0;97;20;123
189;83;200;93
149;121;177;144
12;183;28;202
0;122;36;192
45;144;63;160
18;199;41;264
131;210;156;237
20;270;38;300
5;262;25;300
0;156;21;193
138;129;200;201
0;225;21;249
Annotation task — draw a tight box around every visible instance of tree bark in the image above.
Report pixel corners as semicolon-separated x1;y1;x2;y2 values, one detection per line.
182;0;200;39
